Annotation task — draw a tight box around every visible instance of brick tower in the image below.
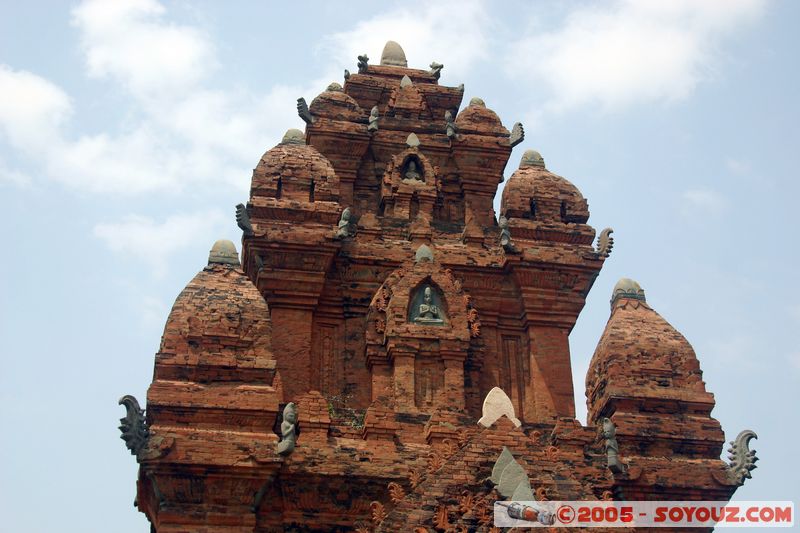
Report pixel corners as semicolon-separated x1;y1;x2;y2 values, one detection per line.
118;41;757;532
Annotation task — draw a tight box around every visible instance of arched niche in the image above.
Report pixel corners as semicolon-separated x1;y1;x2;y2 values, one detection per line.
380;148;437;221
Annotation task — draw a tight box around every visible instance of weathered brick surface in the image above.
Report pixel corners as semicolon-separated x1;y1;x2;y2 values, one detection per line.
129;43;746;532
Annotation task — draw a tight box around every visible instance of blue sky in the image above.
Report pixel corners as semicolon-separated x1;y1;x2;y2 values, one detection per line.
1;1;798;531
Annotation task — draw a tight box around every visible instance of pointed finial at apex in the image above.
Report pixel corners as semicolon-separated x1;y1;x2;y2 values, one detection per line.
415;244;434;263
380;40;408;67
478;387;521;428
469;97;485;107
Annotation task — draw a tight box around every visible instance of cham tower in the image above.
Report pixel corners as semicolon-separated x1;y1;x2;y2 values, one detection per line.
118;42;758;532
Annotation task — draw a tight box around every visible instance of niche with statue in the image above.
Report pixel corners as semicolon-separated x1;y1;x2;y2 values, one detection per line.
408;282;447;326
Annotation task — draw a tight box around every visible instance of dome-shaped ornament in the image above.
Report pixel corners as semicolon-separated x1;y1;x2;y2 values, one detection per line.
281;128;305;145
208;239;240;266
610;277;646;308
520;149;545;169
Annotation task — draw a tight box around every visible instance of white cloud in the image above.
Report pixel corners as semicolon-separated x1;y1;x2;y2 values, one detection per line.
71;0;215;99
682;187;728;216
93;210;228;277
507;0;766;113
0;0;494;196
0;65;72;151
0;0;307;195
321;0;493;81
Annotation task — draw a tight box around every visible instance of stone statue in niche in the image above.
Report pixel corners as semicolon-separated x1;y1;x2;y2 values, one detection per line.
335;207;352;239
276;402;298;456
368;106;379;133
601;417;627;474
402;159;423;182
411;285;445;325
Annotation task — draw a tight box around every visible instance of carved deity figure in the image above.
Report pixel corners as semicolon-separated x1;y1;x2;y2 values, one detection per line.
335;207;352;239
368;106;379;133
445;110;458;140
601;417;626;473
498;215;517;253
414;286;444;324
403;159;422;182
276;402;298;456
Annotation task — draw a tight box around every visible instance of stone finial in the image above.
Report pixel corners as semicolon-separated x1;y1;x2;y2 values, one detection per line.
400;74;413;88
357;54;369;73
326;82;343;92
343;69;350;80
444;110;458;139
520;149;545;169
509;122;525;148
469;97;485;107
380;40;408;67
478;387;521;428
276;402;298;456
499;216;517;253
429;61;443;80
406;132;420;147
118;395;149;457
727;430;758;485
208;239;241;266
610;278;646;308
368;106;379;133
281;128;305;145
335;207;352;239
415;244;434;263
491;447;515;484
497;457;528;498
296;97;314;124
601;417;627;474
490;449;555;525
596;228;614;258
235;203;253;237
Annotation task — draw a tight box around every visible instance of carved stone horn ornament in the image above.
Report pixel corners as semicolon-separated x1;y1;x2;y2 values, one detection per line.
118;395;149;456
727;429;759;485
